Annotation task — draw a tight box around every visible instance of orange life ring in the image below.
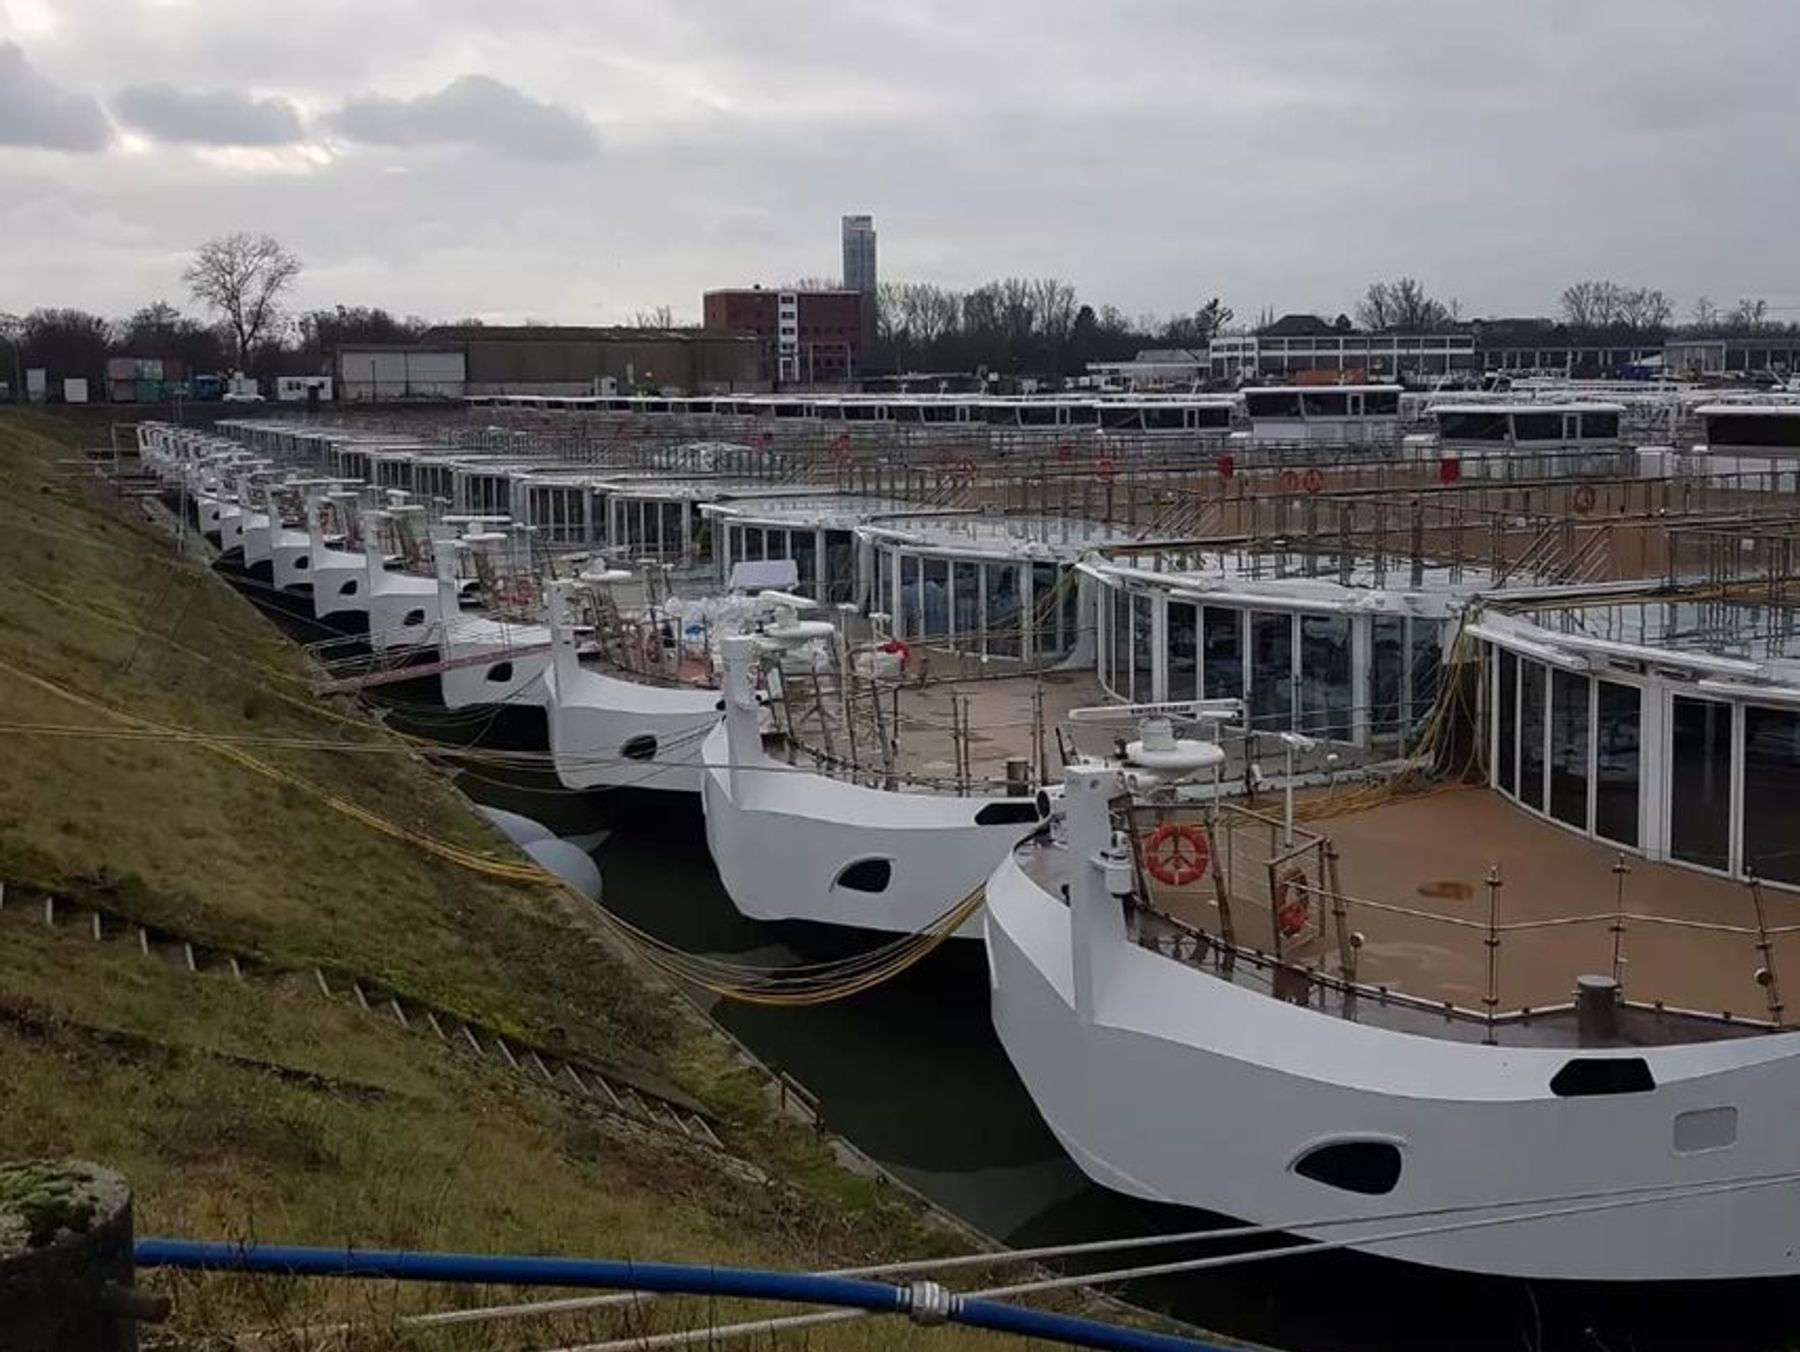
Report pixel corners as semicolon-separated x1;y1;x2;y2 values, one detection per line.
879;637;911;664
1572;483;1597;514
1095;457;1119;481
1279;469;1300;493
1143;822;1211;888
1302;467;1325;494
956;458;978;479
1055;445;1075;463
1274;867;1310;937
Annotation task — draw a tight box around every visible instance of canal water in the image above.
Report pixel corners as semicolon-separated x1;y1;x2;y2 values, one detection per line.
438;748;1800;1352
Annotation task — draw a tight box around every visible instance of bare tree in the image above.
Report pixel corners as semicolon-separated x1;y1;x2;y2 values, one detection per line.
1691;296;1720;329
1357;278;1451;331
184;232;302;369
631;305;677;329
1730;297;1770;331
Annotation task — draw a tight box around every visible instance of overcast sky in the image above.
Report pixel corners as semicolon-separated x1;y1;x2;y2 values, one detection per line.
3;0;1796;327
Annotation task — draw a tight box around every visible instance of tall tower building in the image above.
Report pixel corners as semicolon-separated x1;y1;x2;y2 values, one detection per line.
841;214;877;299
841;215;877;364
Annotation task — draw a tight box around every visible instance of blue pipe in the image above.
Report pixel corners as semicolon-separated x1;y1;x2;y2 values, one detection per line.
135;1239;1225;1352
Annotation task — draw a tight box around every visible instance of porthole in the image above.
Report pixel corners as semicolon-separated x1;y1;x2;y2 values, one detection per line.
1291;1141;1402;1196
485;662;514;684
338;579;359;596
402;608;425;627
975;801;1042;826
621;734;658;761
834;858;893;894
294;556;309;570
1550;1058;1655;1097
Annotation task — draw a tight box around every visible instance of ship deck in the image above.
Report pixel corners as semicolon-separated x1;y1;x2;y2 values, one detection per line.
1018;784;1800;1046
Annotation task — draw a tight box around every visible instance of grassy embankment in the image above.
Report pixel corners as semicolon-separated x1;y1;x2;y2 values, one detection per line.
0;412;1083;1348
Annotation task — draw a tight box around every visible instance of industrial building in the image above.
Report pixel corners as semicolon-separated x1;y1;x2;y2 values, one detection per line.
335;326;766;401
702;288;863;384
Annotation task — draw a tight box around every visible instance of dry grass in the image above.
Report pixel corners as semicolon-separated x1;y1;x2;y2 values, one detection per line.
0;413;1075;1348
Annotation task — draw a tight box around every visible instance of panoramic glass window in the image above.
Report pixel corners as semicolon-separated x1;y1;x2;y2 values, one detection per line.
1249;611;1293;730
1031;563;1063;657
1407;621;1441;745
900;554;920;638
1203;606;1243;702
823;530;855;604
1670;696;1733;871
743;526;765;561
986;563;1021;658
1109;585;1129;693
1299;612;1352;738
876;547;893;621
1549;670;1591;830
1371;614;1404;740
1167;601;1198;703
1742;705;1800;884
953;561;980;640
1496;649;1518;794
1517;660;1546;811
1132;593;1154;703
1594;680;1641;847
922;557;949;638
792;528;817;592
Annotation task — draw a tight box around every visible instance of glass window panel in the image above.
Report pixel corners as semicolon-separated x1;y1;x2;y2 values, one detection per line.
1167;601;1198;704
1132;594;1154;702
1371;615;1404;740
1497;649;1518;795
1249;611;1293;730
1203;607;1243;702
1518;661;1546;811
987;563;1021;658
953;561;980;639
1744;706;1800;884
793;529;817;594
1300;613;1352;739
900;555;920;638
1108;585;1128;693
1062;568;1080;660
1031;563;1065;657
1595;680;1641;847
744;526;764;562
1670;697;1732;871
1408;622;1441;747
661;502;683;555
877;547;893;622
824;530;855;605
922;558;949;639
1549;670;1591;830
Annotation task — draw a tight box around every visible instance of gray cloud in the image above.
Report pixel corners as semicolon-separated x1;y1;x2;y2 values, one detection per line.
0;42;112;152
330;74;597;162
113;84;305;146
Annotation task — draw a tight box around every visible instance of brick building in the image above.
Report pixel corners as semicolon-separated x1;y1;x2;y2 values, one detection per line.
702;287;863;385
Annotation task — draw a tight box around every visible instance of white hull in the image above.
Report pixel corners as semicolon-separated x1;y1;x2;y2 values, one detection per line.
984;835;1800;1282
440;617;551;710
310;550;370;622
698;722;1041;938
542;660;719;793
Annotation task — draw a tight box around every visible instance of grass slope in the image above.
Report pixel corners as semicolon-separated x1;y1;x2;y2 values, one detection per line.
0;414;1082;1348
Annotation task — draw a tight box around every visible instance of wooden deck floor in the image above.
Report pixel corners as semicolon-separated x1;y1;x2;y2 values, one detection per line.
1154;786;1800;1021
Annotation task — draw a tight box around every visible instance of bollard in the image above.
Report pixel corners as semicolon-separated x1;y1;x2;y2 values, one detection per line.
0;1159;161;1352
1575;974;1621;1044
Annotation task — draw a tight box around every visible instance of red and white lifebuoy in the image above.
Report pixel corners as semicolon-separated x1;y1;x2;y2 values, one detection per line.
1095;457;1119;481
1143;822;1211;888
1572;483;1597;514
1302;467;1326;494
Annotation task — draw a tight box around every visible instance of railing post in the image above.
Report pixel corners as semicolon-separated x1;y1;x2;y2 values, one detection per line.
1610;853;1630;989
1483;863;1502;1045
1748;875;1785;1027
1326;839;1355;983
